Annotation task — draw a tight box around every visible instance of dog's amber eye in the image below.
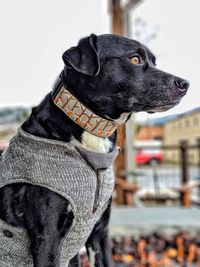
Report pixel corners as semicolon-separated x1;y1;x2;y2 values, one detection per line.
130;56;141;65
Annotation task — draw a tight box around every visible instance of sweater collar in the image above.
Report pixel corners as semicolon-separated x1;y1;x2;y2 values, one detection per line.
52;84;128;138
77;146;119;171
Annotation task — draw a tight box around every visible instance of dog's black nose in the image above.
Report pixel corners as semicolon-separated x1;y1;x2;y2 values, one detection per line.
174;79;190;92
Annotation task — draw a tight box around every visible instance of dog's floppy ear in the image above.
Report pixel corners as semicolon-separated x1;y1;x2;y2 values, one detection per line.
62;34;100;76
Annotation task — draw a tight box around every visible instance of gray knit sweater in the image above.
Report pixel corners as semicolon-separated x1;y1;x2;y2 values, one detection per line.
0;128;118;267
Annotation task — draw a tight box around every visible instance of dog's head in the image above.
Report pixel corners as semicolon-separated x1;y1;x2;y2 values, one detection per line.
62;34;189;120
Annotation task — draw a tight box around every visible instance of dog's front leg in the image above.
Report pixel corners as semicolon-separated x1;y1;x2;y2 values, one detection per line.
24;186;75;267
86;198;113;267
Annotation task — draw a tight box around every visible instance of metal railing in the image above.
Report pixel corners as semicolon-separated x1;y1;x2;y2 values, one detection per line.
131;141;200;207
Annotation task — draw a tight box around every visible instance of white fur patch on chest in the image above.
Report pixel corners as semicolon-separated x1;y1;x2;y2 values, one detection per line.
70;131;113;153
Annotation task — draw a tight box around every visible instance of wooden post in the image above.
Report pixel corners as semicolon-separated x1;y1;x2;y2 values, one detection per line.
111;0;142;205
180;140;190;207
197;138;200;198
197;138;200;176
111;0;126;186
180;140;189;184
111;0;124;35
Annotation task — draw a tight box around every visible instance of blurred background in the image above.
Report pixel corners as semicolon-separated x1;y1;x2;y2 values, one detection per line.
1;0;200;266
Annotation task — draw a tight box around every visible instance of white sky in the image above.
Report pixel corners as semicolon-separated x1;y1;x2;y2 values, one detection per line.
131;0;200;121
0;0;109;106
0;0;199;122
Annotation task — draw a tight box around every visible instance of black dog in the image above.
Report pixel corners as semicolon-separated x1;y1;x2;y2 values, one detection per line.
0;34;189;267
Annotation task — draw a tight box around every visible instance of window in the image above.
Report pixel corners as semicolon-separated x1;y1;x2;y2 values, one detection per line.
185;119;190;127
193;116;199;126
178;121;183;129
172;124;176;130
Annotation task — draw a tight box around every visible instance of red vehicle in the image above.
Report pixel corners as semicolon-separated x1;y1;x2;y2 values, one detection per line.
134;148;164;165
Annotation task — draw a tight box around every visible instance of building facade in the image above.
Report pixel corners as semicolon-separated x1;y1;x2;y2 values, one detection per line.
136;125;164;141
164;108;200;164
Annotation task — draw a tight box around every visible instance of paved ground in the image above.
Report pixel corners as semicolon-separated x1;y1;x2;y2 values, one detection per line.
109;207;200;236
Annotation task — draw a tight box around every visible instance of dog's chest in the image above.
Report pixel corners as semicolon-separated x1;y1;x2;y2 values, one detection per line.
71;130;113;153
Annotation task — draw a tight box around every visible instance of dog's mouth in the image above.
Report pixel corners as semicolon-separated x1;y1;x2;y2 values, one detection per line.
146;99;181;113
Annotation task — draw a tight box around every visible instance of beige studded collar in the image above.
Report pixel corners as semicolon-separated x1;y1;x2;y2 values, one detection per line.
52;85;127;138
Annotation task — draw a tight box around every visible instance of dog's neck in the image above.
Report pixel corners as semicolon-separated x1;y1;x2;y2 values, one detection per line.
51;84;124;138
50;79;130;153
22;77;120;153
